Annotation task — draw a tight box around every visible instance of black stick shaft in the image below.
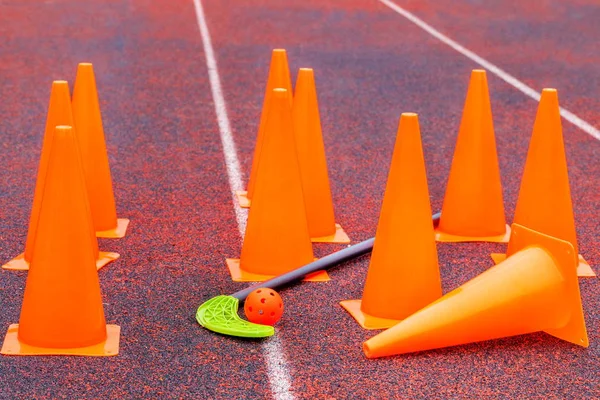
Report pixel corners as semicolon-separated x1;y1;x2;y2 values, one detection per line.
232;212;441;302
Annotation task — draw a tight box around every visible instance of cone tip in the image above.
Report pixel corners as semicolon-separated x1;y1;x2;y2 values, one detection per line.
541;88;558;100
55;125;73;136
399;113;420;130
77;62;94;74
472;69;486;75
52;80;69;85
401;112;418;118
297;68;315;86
273;48;287;54
272;87;288;97
539;88;559;106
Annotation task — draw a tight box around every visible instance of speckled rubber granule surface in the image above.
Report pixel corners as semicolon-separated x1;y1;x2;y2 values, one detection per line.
0;0;598;398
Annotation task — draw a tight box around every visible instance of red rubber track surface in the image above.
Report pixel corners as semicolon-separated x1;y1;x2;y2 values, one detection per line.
0;0;598;398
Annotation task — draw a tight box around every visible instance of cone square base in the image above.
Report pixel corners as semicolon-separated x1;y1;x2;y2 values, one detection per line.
96;218;130;238
491;253;595;277
1;324;120;356
339;299;401;330
225;258;329;282
435;224;511;243
2;251;120;271
311;223;350;244
235;191;251;208
2;254;32;271
97;252;121;270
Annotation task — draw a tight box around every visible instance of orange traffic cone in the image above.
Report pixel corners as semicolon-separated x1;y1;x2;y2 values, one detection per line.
73;62;129;238
491;89;595;277
236;49;293;208
2;81;118;271
1;126;120;356
293;68;349;244
340;113;442;329
363;224;589;358
435;70;509;243
226;88;327;282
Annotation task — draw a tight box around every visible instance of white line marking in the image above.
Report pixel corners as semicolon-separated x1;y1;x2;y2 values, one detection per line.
192;0;246;236
192;0;295;399
378;0;600;141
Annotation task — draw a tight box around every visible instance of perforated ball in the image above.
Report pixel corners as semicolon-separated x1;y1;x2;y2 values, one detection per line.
244;288;284;326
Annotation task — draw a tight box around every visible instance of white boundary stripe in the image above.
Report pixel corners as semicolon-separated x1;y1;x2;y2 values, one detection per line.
378;0;600;141
192;0;295;399
192;0;246;237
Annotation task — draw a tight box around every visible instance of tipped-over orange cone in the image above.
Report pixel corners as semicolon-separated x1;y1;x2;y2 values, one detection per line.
227;88;327;282
363;224;589;358
340;113;442;329
292;68;349;244
2;81;118;271
435;70;509;243
236;49;293;207
1;126;120;356
491;89;594;277
73;62;129;238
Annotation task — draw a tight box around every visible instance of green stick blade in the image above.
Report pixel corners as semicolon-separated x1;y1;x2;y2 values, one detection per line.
196;295;275;338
